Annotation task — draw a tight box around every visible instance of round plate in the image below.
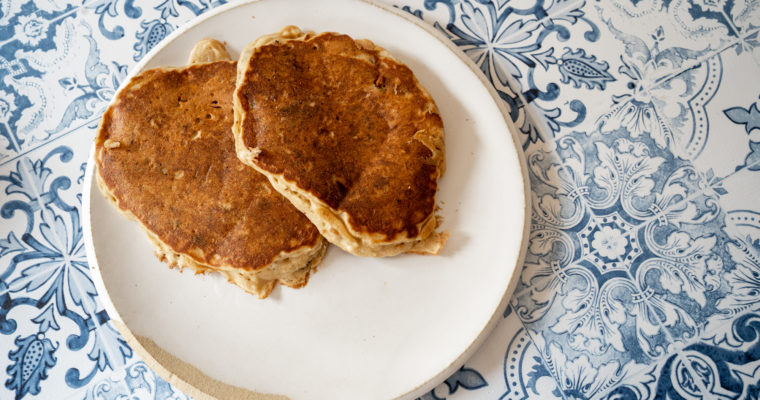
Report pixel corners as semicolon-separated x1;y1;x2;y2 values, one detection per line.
82;0;530;399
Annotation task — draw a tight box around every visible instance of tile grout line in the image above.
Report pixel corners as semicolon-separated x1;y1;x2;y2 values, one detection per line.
589;242;713;399
714;155;760;185
617;225;717;398
519;139;729;397
508;0;588;143
0;0;115;167
0;0;100;56
3;111;125;381
451;1;757;396
719;9;743;39
650;26;760;93
4;3;571;395
441;0;589;146
6;1;749;397
0;111;104;169
8;3;575;398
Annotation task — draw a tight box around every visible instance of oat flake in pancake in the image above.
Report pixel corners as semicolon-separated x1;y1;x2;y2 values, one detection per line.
95;39;326;299
234;26;447;257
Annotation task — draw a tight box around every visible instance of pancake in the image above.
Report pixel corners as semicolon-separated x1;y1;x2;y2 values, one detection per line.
95;39;326;299
233;26;447;257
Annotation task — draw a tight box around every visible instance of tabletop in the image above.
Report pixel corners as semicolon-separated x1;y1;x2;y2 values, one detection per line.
1;0;759;399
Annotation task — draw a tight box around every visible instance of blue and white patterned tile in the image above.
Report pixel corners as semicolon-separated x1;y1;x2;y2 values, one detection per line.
485;0;640;143
1;0;758;399
404;0;597;146
657;145;760;400
504;53;758;399
0;128;140;399
595;0;759;69
702;224;760;346
428;0;747;153
514;277;669;396
391;14;702;389
420;305;561;400
0;2;100;165
0;0;228;167
508;138;581;305
587;339;760;400
688;46;760;179
0;2;233;396
628;196;731;349
699;174;760;334
512;130;684;390
507;0;737;153
109;0;230;63
597;343;745;400
597;372;658;400
513;0;624;143
527;326;662;400
496;310;562;400
702;234;760;344
656;311;760;399
64;360;191;400
639;157;760;354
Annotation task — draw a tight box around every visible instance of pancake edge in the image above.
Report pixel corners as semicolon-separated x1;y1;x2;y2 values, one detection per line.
95;61;327;299
233;28;447;257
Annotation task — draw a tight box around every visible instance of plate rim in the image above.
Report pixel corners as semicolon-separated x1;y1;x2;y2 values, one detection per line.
82;0;532;398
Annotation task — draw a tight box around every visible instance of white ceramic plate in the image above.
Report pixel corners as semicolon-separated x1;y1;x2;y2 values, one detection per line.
82;0;530;399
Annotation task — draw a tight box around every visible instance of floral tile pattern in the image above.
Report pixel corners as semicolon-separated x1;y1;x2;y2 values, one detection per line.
1;0;759;399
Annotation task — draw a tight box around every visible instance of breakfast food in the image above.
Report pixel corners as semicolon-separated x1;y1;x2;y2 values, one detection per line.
233;26;447;257
95;39;326;299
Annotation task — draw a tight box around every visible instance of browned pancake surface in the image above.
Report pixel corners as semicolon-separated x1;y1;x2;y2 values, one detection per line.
236;33;443;240
96;61;321;271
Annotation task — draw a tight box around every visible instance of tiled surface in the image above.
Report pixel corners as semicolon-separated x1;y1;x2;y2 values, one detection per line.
1;0;759;399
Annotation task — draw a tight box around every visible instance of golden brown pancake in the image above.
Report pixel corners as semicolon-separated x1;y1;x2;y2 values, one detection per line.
233;27;447;257
95;39;326;298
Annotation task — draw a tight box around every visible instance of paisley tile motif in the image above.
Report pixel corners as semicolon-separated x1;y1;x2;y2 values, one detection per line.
0;130;130;400
657;312;760;399
1;0;760;399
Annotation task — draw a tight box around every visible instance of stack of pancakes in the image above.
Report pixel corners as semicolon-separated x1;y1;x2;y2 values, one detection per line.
95;26;447;299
